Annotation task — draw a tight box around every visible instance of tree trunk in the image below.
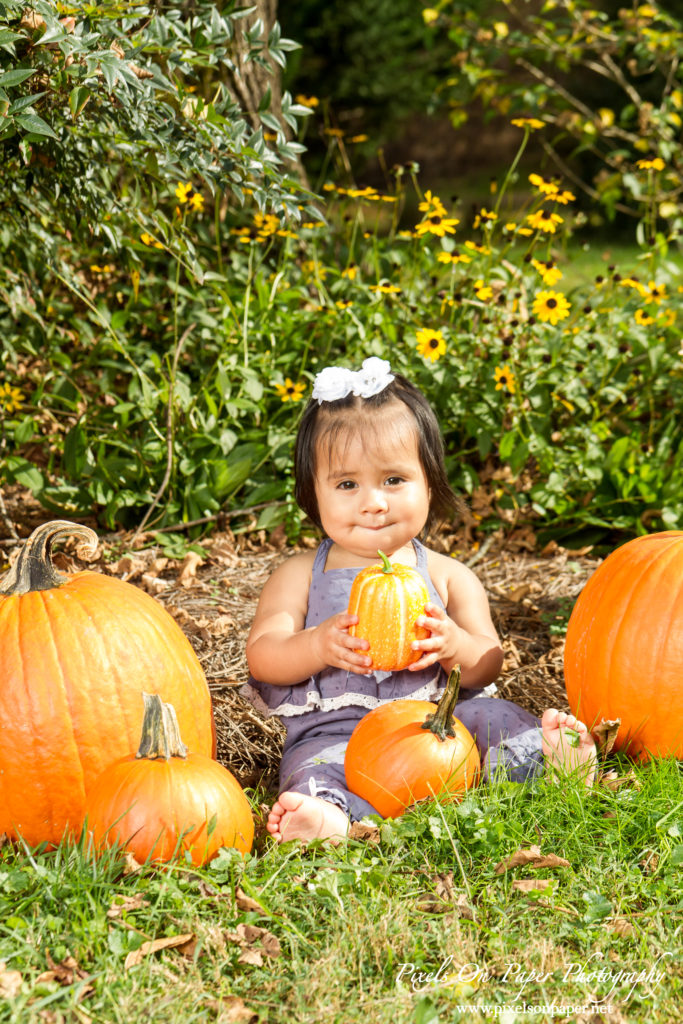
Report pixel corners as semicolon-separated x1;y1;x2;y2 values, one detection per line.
225;0;308;186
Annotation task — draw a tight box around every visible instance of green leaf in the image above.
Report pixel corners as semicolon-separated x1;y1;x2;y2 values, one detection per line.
0;67;36;88
69;85;91;120
15;111;57;139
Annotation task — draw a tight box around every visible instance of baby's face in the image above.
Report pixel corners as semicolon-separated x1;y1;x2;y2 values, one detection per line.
314;407;430;561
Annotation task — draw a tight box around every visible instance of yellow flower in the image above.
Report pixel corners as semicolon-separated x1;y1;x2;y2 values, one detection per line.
90;264;115;274
140;232;164;249
275;379;306;403
531;259;563;286
347;187;381;200
416;328;446;362
349;134;368;143
473;208;498;229
341;264;358;280
301;260;327;280
526;208;564;233
494;365;516;394
528;173;559;196
189;192;204;211
0;382;24;413
619;277;648;297
634;309;655;326
415;213;460;237
335;300;353;309
474;279;493;301
645;281;668;304
422;8;439;25
532;289;571;324
370;282;402;295
553;189;576;205
511;117;545;130
657;308;676;328
437;250;471;265
637;157;665;171
418;190;447;217
175;181;193;203
295;95;319;107
464;240;491;254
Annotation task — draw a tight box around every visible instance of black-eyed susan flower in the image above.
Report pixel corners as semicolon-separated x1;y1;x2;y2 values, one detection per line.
637;157;665;171
175;181;193;203
528;173;560;196
474;279;494;301
275;378;306;402
645;281;668;304
531;259;563;286
464;240;491;255
437;250;471;265
0;382;24;413
140;232;164;248
370;282;402;295
635;309;655;326
189;192;204;211
416;327;446;362
473;208;498;229
494;365;516;394
295;95;319;108
532;289;571;324
657;308;676;328
511;117;545;130
553;189;576;205
341;264;358;280
415;213;460;238
526;208;564;233
418;190;447;217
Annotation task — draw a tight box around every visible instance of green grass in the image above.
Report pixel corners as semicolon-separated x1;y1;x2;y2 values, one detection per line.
1;757;682;1023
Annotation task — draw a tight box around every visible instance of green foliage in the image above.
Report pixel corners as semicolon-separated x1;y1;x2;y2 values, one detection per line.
425;0;683;230
1;2;682;546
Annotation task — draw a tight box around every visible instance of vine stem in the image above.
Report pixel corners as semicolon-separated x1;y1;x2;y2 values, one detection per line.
133;322;196;540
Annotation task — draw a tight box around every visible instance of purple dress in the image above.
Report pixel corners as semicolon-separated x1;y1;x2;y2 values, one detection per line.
241;538;542;821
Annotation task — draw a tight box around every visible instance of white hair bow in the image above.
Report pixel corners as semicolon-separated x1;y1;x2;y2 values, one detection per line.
312;357;394;404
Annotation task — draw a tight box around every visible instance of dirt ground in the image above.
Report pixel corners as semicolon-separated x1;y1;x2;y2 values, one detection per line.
1;492;602;793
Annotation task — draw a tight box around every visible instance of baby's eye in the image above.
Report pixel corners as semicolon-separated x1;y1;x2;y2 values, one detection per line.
385;476;404;486
337;480;357;490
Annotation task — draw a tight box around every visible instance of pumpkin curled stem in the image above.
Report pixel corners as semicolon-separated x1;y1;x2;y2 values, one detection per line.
421;665;462;742
377;550;393;574
0;519;98;596
137;692;189;760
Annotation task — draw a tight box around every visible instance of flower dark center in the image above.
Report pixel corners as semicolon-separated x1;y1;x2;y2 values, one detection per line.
547;298;558;308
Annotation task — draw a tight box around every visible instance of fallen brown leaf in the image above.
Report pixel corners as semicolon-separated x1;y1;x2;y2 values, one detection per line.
36;952;94;998
348;821;380;843
593;719;621;758
178;551;204;586
106;894;150;918
512;878;554;892
0;963;22;998
124;933;195;970
212;994;259;1023
224;922;281;964
606;918;636;937
495;844;570;874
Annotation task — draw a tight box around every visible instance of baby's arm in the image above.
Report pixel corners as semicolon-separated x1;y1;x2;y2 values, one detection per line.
410;551;504;688
246;552;371;685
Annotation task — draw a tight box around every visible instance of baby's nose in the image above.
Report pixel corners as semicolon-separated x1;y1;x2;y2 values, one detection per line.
362;488;389;512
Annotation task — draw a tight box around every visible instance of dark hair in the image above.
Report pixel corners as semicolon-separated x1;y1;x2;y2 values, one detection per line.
294;373;462;532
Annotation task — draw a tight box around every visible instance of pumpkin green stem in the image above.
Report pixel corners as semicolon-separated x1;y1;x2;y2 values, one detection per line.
137;693;189;760
421;666;462;742
0;520;98;596
377;550;393;574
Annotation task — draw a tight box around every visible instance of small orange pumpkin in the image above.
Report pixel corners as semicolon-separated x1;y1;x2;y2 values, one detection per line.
0;520;215;846
345;666;480;817
564;530;683;760
85;693;253;864
348;550;430;671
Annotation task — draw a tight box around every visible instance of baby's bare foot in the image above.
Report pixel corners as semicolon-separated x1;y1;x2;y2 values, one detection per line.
541;708;597;786
266;791;350;843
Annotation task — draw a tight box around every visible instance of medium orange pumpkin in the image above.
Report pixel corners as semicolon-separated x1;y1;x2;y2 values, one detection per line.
564;530;683;760
345;667;480;817
348;550;430;671
0;520;216;846
85;694;253;863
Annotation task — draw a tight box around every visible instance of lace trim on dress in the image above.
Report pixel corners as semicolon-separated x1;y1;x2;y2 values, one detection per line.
239;673;446;719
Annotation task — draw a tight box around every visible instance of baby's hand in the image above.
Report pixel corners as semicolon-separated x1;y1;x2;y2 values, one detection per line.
408;603;460;671
311;612;373;675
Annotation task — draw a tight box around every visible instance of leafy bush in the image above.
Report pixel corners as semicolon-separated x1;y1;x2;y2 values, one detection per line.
1;4;681;548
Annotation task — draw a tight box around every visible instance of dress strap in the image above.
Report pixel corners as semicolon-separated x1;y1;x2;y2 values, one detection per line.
311;537;333;576
412;537;429;569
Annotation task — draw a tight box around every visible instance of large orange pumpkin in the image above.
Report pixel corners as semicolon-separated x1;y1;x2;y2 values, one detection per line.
345;667;480;817
85;694;253;863
564;530;683;760
0;520;215;845
348;550;430;671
